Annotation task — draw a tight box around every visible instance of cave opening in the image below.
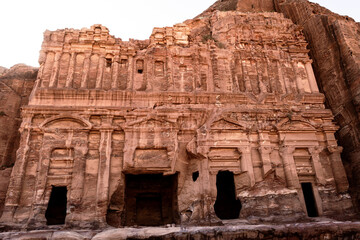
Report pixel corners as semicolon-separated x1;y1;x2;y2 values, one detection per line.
45;186;67;225
301;182;319;217
125;174;179;226
214;171;241;219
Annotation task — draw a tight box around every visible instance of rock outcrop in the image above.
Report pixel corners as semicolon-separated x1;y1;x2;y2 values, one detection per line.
200;0;360;213
0;64;38;216
274;0;360;213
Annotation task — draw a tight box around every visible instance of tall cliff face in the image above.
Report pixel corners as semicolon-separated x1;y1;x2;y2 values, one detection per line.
0;64;38;216
273;0;360;212
202;0;360;212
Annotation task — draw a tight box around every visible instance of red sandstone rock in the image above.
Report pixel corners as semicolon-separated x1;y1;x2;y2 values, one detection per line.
0;0;358;235
274;0;360;213
0;64;38;217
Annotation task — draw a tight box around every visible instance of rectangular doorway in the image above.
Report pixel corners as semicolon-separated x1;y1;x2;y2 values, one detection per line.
45;186;67;225
301;182;319;217
125;174;178;226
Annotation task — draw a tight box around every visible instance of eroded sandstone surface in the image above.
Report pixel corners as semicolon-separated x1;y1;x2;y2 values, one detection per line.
0;0;359;238
0;64;38;217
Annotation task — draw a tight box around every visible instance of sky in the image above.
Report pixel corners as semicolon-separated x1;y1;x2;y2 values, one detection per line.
0;0;358;69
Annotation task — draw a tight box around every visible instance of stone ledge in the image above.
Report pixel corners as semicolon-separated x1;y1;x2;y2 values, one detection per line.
1;220;360;240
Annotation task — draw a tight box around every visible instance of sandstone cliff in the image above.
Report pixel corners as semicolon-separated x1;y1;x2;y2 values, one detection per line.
274;0;360;213
0;64;38;216
199;0;360;213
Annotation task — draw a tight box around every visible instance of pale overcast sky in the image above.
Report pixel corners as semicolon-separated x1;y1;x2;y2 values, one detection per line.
0;0;358;68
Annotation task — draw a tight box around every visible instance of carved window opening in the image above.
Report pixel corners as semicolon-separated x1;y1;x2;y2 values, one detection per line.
124;174;179;226
106;58;112;68
192;171;199;182
94;27;101;33
120;59;128;68
214;171;241;219
45;186;67;225
136;59;144;74
301;182;318;217
155;61;165;76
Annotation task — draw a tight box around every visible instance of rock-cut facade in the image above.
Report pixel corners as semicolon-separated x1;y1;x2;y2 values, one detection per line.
0;8;355;228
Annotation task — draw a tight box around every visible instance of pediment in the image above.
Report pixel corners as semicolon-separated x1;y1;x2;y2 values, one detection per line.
41;115;91;130
279;121;316;131
128;118;175;128
211;118;244;130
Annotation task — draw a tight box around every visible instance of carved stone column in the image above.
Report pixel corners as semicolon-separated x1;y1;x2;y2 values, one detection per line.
66;52;77;88
305;62;319;93
49;52;62;87
240;60;251;92
81;53;92;88
327;146;349;193
279;146;300;189
68;131;87;206
258;146;273;176
276;60;286;94
308;147;326;185
292;61;304;93
30;137;53;224
128;55;135;90
96;57;105;89
96;117;113;221
238;146;255;187
111;56;120;89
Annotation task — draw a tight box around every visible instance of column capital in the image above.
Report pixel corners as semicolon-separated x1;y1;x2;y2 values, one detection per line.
279;146;295;156
54;51;62;61
84;51;92;58
258;146;273;154
327;145;343;154
308;146;324;155
238;146;251;154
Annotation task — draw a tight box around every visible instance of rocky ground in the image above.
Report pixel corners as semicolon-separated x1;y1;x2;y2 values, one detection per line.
1;218;360;239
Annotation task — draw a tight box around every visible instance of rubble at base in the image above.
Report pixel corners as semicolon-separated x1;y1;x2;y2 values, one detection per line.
1;220;360;240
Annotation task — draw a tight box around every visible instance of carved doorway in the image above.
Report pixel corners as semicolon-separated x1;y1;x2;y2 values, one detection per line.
214;171;241;219
124;174;179;226
45;186;67;225
301;182;319;217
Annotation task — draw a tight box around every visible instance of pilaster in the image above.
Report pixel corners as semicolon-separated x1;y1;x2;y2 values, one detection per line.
49;52;62;87
238;146;255;187
96;116;113;221
279;146;300;189
80;53;92;88
308;147;326;185
96;57;105;89
66;52;77;88
327;146;349;193
258;146;273;176
305;62;319;93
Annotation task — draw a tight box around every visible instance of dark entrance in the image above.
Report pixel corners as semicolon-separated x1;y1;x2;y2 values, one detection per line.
301;182;318;217
45;186;67;225
214;171;241;219
125;174;178;226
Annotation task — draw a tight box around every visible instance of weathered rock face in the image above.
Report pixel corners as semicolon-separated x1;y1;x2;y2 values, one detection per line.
273;0;360;213
0;0;358;232
0;64;38;217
